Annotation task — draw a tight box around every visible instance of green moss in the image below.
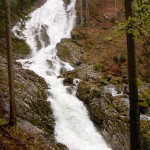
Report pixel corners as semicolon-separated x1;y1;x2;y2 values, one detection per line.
119;53;126;63
139;101;149;108
56;43;69;59
61;38;72;43
94;63;106;72
0;69;6;80
0;125;48;150
139;89;150;108
79;81;89;90
12;38;30;55
71;28;85;40
0;69;8;86
37;89;47;101
110;76;123;85
99;78;109;85
74;68;82;73
26;96;54;136
0;119;8;125
104;36;112;42
26;70;47;87
76;81;91;103
141;120;150;149
63;0;71;5
64;76;74;85
14;82;27;91
120;64;127;73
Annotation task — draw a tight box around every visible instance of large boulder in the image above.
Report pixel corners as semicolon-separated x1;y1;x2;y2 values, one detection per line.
76;80;150;150
57;38;83;66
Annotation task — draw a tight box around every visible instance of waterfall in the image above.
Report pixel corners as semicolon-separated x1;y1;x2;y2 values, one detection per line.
13;0;111;149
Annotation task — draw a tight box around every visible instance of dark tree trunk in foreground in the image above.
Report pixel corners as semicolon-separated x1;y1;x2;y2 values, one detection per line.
85;0;89;23
124;0;141;150
4;0;16;126
80;0;83;25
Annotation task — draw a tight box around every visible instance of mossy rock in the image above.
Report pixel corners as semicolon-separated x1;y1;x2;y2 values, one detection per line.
26;69;47;88
71;28;85;40
63;75;74;85
110;76;123;85
24;94;54;135
0;125;49;150
62;70;78;85
56;43;70;60
139;89;150;108
98;76;123;86
61;38;72;43
12;38;30;55
99;78;109;85
0;68;8;87
14;82;27;91
78;81;90;90
104;36;112;42
141;120;150;149
76;81;91;103
93;63;106;72
37;89;47;101
0;119;8;125
139;101;149;108
63;0;71;6
63;70;78;79
90;87;102;98
0;68;6;81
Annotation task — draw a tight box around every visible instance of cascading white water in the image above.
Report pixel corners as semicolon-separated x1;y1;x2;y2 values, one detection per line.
13;0;111;149
103;85;123;97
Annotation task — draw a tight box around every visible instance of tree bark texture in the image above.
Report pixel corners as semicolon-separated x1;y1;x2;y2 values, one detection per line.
85;0;89;23
80;0;83;25
4;0;16;126
124;0;141;150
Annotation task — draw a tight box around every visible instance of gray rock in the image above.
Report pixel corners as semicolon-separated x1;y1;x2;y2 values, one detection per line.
46;60;53;68
60;67;67;75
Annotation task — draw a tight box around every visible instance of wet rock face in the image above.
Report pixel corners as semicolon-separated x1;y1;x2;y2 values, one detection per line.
76;64;102;81
63;0;71;6
57;38;83;66
76;82;130;150
76;80;150;150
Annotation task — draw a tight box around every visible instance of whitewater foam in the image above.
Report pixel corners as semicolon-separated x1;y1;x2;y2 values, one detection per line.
13;0;111;149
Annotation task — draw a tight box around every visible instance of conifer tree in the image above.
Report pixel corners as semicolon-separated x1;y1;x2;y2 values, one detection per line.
124;0;141;149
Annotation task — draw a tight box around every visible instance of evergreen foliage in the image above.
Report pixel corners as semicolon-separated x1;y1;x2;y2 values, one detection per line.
116;0;150;41
115;0;150;81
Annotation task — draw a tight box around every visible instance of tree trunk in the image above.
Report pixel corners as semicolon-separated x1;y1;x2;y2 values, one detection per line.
85;0;89;23
4;0;16;126
114;0;117;17
80;0;83;25
124;0;141;150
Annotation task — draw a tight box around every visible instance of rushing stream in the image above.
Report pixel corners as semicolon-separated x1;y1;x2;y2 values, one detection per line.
13;0;111;149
